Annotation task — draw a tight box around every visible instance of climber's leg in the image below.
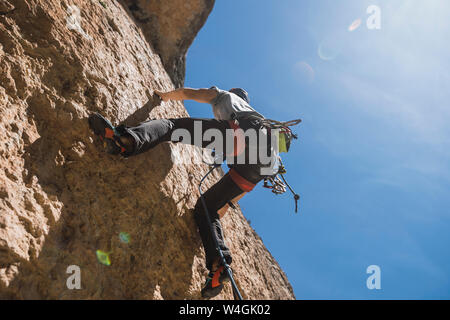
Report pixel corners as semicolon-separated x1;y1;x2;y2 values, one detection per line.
195;166;264;298
114;118;176;156
194;172;242;271
94;116;231;157
217;192;246;219
194;172;244;298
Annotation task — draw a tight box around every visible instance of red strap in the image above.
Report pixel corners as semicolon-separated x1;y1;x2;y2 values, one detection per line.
104;128;115;139
229;169;256;192
228;120;239;130
227;120;245;157
211;266;224;288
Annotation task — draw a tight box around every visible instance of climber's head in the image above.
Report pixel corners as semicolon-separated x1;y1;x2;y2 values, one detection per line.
229;88;249;103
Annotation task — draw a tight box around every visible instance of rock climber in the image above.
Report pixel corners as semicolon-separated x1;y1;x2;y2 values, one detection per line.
88;86;297;298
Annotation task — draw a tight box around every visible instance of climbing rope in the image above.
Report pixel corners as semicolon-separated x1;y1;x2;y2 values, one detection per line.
259;118;302;130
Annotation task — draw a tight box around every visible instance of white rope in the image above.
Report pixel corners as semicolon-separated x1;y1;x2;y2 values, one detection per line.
259;118;302;130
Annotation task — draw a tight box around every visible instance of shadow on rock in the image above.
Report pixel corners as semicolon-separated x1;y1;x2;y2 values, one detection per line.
122;93;161;127
2;93;202;299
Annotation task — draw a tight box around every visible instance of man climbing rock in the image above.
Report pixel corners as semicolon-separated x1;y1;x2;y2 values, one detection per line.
88;86;296;298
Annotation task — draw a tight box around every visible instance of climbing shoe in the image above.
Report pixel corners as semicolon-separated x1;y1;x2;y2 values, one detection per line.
88;113;127;155
201;265;230;299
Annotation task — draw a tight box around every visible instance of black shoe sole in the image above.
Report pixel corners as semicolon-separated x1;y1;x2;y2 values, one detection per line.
88;113;115;136
201;284;224;299
88;113;122;155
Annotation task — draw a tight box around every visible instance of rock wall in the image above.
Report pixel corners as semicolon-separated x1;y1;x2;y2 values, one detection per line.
122;0;215;87
0;0;295;299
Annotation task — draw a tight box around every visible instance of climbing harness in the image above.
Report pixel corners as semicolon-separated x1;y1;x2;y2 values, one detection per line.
199;165;243;300
231;114;302;213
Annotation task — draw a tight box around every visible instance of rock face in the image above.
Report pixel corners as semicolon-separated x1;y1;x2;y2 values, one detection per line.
0;0;295;299
122;0;215;87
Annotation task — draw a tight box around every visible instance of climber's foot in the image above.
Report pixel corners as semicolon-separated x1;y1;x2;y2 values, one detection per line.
201;265;230;299
117;133;134;151
88;113;126;155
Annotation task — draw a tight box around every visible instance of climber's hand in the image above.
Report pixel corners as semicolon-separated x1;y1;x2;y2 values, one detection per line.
154;87;217;103
154;90;169;102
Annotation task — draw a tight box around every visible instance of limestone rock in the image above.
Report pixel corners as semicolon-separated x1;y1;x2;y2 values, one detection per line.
0;0;294;299
122;0;215;87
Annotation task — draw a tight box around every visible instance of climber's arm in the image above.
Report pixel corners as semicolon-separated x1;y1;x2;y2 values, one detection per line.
155;88;218;104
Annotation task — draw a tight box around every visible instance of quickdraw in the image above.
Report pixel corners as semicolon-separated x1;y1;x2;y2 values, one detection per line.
263;159;301;213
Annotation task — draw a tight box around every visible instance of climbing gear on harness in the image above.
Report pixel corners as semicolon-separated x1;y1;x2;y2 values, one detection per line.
263;157;301;213
252;118;301;212
88;113;129;155
263;158;301;213
229;114;302;212
263;174;286;194
199;165;243;300
231;113;301;153
201;265;231;298
260;118;301;153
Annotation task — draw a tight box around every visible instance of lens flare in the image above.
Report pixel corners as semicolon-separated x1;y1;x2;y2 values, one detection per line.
96;250;111;266
348;18;362;32
318;37;342;61
119;232;130;244
294;61;315;83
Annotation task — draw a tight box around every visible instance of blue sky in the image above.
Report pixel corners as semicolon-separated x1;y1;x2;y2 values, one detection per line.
184;0;450;299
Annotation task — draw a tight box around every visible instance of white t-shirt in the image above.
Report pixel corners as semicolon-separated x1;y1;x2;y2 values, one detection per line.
209;87;279;176
208;86;264;121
